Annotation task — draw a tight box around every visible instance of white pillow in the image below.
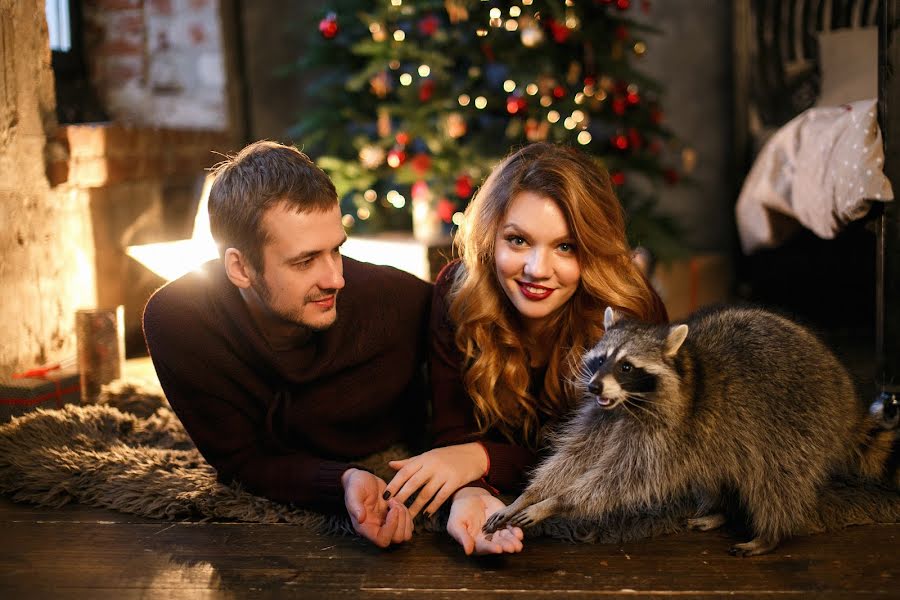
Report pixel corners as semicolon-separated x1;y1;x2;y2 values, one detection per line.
736;99;894;254
816;27;878;108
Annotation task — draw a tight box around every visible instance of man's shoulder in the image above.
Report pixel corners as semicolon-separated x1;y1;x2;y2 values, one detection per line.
143;260;227;335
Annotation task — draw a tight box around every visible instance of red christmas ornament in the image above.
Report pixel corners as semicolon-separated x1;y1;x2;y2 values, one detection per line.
611;171;626;186
552;85;566;99
411;153;431;174
395;131;410;146
506;95;528;115
418;14;440;36
387;148;407;168
611;97;627;115
437;198;456;223
650;107;664;124
584;76;597;87
455;174;473;198
616;0;631;10
627;127;643;150
419;79;435;102
545;19;571;43
663;168;680;184
615;25;629;40
626;91;640;105
318;13;339;39
612;134;628;150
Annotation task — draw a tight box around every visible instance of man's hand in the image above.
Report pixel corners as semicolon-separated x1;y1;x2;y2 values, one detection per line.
447;487;524;555
383;442;489;517
342;468;413;547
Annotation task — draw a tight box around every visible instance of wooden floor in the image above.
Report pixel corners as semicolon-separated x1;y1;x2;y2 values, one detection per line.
0;498;896;599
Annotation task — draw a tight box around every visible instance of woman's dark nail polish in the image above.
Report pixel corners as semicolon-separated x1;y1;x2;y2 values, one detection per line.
382;490;391;500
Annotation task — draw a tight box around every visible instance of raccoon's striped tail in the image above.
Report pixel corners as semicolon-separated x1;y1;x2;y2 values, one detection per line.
852;415;900;489
810;416;900;532
811;475;900;532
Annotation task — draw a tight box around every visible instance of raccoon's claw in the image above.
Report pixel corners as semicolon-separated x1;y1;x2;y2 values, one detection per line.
509;513;534;528
728;537;777;557
482;511;509;534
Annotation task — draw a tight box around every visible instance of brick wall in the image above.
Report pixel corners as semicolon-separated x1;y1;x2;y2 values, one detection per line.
48;123;233;356
83;0;229;130
0;0;96;377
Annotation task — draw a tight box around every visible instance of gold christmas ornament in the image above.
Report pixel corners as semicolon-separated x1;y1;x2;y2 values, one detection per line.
359;145;386;169
525;118;549;142
369;22;387;42
519;16;544;47
369;71;391;98
446;113;467;138
444;0;469;23
377;108;391;137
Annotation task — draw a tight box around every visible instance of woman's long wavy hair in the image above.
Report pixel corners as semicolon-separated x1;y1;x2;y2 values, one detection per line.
448;142;668;446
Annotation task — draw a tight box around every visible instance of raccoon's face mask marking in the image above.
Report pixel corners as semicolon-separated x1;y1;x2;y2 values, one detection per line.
582;343;659;410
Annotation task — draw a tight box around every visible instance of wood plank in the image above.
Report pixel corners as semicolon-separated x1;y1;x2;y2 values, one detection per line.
0;498;895;598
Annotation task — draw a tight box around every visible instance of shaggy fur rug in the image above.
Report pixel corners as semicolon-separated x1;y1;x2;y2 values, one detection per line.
1;381;898;544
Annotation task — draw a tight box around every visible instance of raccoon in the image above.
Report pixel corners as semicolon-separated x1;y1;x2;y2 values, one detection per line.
484;306;894;556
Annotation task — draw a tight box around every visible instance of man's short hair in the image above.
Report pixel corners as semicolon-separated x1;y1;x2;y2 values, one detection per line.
208;140;338;273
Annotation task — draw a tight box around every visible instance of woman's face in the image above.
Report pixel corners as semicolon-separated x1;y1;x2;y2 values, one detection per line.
494;190;581;334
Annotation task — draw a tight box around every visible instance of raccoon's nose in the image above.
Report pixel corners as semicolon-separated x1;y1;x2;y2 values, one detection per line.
588;379;602;395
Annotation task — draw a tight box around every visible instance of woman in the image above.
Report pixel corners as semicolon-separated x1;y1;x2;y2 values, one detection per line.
384;142;668;554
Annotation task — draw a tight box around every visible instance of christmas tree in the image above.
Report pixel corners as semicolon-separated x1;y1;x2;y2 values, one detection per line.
291;0;685;257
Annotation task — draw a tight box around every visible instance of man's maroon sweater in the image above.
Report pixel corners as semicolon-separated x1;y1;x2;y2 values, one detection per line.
142;257;432;512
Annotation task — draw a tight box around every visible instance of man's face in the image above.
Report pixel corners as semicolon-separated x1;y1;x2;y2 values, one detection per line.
250;202;347;331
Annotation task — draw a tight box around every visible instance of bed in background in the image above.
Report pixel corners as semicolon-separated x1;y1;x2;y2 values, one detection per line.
732;0;898;411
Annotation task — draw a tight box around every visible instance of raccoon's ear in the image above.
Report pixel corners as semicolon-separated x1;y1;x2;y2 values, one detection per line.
604;306;619;330
664;324;689;357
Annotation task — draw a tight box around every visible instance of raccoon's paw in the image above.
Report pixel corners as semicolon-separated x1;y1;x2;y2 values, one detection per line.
505;498;559;529
728;536;778;557
688;513;726;531
483;508;513;534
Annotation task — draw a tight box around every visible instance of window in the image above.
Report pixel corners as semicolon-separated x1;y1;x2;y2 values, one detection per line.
45;0;71;52
45;0;107;123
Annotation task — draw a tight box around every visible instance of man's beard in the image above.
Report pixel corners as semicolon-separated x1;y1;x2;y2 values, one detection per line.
250;276;335;332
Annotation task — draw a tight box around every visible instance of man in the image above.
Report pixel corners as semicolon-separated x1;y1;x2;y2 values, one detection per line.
143;141;432;547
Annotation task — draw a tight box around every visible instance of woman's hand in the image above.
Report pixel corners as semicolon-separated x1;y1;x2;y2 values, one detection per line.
383;442;489;517
447;487;524;555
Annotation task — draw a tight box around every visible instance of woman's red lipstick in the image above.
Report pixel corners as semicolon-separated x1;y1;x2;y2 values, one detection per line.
517;281;553;300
